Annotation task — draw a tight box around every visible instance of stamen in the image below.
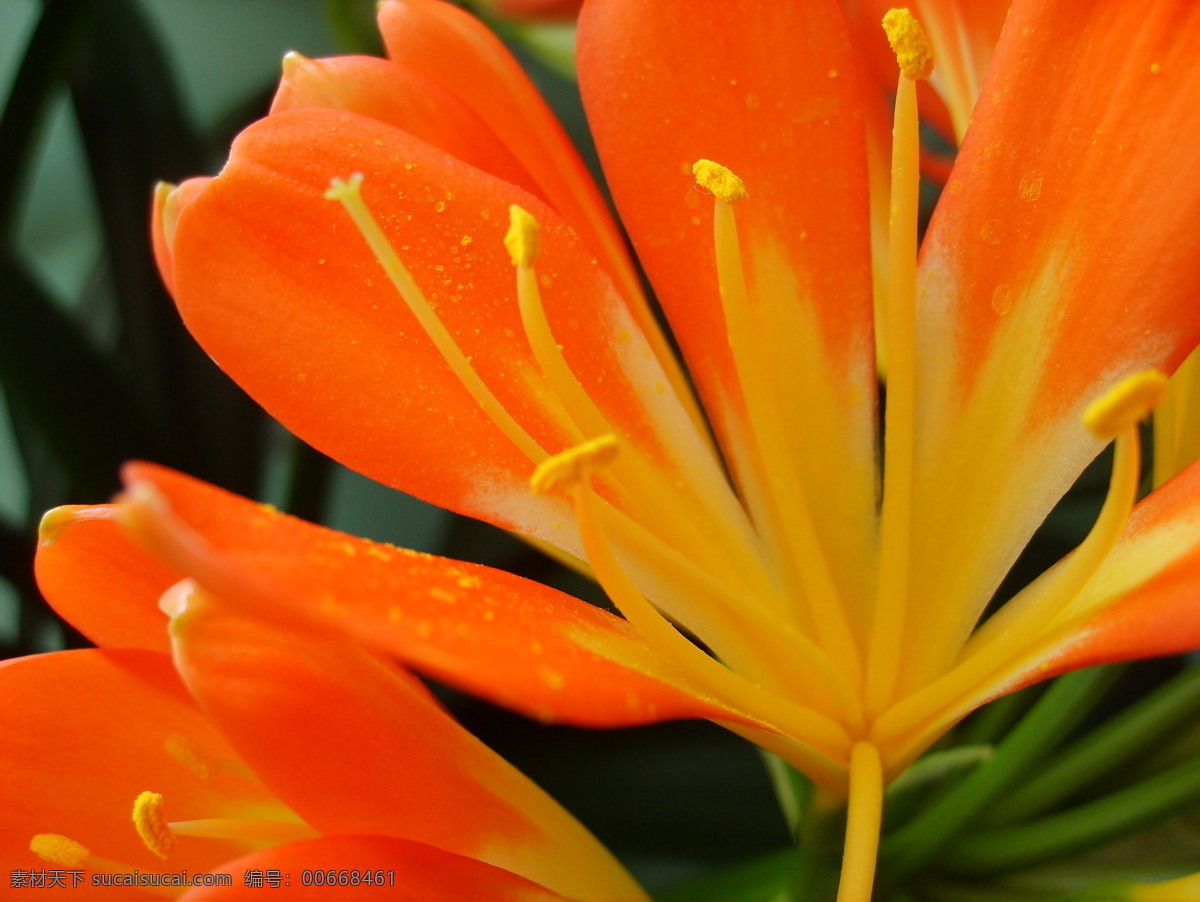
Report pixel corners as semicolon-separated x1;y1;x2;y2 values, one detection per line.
874;371;1166;750
536;438;853;759
1083;369;1168;440
132;791;176;859
30;834;89;867
882;9;935;81
164;733;218;783
530;435;620;496
504;204;540;268
325;174;546;464
695;160;864;685
836;743;884;902
168;818;318;846
693;159;749;203
864;9;932;716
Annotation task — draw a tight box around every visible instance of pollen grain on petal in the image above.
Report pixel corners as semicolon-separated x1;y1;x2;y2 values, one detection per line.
530;435;620;495
165;733;218;783
504;204;540;268
132;791;176;859
1083;369;1168;439
30;834;89;867
882;8;934;81
693;159;748;203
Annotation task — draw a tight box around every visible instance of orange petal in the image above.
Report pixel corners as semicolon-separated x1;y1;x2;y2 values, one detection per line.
376;0;647;318
35;506;175;652
578;0;878;622
0;649;286;889
180;836;569;901
271;53;541;198
1009;459;1200;688
151;176;208;295
166;108;714;555
164;587;646;901
904;0;1200;683
115;462;759;733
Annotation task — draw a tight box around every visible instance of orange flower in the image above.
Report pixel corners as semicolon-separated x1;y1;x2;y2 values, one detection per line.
138;0;1200;894
10;500;647;900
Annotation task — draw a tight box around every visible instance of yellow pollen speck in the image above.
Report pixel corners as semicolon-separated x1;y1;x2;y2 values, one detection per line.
828;69;839;78
1083;369;1168;439
456;575;482;589
434;200;447;212
1150;62;1162;74
883;8;935;80
132;791;176;859
416;621;434;637
460;235;473;246
692;159;748;203
530;435;620;495
504;205;540;267
30;834;89;867
165;733;218;783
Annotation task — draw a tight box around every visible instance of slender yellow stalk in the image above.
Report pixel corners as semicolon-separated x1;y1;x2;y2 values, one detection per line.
836;742;884;902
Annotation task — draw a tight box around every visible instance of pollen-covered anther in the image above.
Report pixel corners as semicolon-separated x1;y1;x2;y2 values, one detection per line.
693;159;748;203
324;171;365;203
132;791;177;859
1083;369;1168;439
505;205;540;268
882;8;934;80
30;834;89;867
530;435;620;495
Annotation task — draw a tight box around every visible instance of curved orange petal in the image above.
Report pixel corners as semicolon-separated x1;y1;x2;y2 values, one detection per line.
270;53;541;198
181;836;568;901
0;649;290;893
376;0;646;319
578;0;878;621
165;108;720;557
151;176;209;296
35;506;175;653
111;463;767;733
164;588;645;901
904;0;1200;684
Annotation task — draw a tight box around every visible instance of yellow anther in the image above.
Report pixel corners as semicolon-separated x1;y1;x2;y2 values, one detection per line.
324;171;365;203
883;9;934;80
165;733;218;783
693;159;748;203
1083;369;1168;439
530;435;620;495
504;205;540;268
132;791;176;859
30;834;89;867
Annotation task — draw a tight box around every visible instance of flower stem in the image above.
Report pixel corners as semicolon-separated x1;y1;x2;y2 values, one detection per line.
837;743;884;902
940;750;1200;874
879;667;1119;886
982;662;1200;827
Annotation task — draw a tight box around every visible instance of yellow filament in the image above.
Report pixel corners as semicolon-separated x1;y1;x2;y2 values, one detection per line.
865;61;921;715
875;416;1147;751
509;205;775;608
1154;348;1200;486
552;450;851;759
169;818;318;846
30;833;89;867
1083;369;1168;440
836;743;884;902
325;174;546;464
132;791;176;859
701;164;862;681
882;9;935;81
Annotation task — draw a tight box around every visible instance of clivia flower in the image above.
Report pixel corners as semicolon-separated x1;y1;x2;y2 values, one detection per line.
7;486;647;899
81;0;1200;895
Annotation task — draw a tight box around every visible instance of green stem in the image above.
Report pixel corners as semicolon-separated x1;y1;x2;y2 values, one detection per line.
879;667;1119;886
792;786;845;902
983;663;1200;827
941;752;1200;874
